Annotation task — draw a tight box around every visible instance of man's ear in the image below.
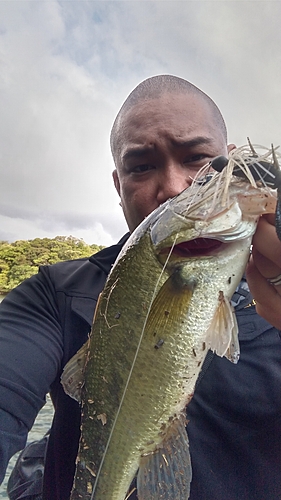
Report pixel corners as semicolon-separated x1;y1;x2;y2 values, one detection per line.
227;143;236;153
112;169;121;196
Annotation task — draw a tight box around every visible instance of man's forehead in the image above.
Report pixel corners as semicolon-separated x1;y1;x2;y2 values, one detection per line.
119;95;217;140
120;96;217;139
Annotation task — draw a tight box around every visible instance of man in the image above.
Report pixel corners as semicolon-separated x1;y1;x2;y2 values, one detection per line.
1;75;281;499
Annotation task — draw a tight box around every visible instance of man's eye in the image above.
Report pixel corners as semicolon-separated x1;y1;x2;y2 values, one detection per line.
132;164;155;173
184;154;208;164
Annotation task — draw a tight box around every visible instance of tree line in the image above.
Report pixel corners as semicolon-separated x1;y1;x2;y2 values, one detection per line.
0;236;105;293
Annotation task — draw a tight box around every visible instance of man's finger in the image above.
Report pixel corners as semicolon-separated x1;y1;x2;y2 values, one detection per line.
246;257;281;329
252;216;281;269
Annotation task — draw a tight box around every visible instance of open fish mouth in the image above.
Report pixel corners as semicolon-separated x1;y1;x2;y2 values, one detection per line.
158;238;224;260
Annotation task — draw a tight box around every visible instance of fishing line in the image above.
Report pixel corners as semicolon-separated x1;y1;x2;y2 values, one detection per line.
208;168;227;215
184;165;222;218
90;234;179;499
124;487;137;500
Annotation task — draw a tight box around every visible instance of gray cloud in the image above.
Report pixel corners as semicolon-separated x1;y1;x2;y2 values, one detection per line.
0;1;280;244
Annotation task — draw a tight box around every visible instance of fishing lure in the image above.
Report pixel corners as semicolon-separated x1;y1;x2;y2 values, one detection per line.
210;139;281;241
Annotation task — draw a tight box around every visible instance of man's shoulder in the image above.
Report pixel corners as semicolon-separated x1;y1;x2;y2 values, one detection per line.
38;233;130;299
38;255;103;300
40;255;94;282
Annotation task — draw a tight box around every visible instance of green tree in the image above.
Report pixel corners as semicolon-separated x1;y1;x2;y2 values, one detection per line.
0;236;105;293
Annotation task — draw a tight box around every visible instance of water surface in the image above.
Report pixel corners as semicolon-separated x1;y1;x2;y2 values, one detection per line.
0;395;54;498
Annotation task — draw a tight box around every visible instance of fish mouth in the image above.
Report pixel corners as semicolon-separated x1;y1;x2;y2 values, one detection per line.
158;238;224;260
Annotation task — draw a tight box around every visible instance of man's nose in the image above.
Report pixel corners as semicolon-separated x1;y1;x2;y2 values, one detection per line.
156;165;193;204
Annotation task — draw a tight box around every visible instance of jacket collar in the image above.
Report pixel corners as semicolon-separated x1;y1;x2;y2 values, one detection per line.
88;232;130;275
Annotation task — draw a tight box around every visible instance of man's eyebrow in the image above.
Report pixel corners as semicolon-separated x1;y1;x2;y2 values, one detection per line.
171;136;213;148
121;137;214;162
121;146;153;162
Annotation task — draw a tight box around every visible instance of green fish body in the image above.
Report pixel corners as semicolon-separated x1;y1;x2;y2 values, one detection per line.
62;144;279;500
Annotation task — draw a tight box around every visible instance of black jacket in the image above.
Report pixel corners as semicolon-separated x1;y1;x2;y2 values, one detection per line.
0;235;280;499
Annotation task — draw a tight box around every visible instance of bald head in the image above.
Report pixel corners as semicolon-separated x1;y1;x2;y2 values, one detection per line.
110;75;227;165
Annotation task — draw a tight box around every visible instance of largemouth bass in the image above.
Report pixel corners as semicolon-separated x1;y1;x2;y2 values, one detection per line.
62;143;280;500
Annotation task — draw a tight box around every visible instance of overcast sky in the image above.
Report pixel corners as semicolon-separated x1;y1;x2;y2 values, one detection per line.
0;0;280;245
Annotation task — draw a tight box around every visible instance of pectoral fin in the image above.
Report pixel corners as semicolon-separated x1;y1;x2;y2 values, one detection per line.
145;269;197;343
61;340;89;402
137;416;192;500
205;291;240;363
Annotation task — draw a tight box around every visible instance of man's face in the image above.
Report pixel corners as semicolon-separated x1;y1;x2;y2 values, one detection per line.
113;92;232;233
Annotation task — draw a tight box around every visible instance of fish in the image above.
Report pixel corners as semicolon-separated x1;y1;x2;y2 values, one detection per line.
61;142;279;500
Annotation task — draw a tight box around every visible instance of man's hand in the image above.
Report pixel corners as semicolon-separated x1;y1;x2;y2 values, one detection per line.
246;213;281;329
